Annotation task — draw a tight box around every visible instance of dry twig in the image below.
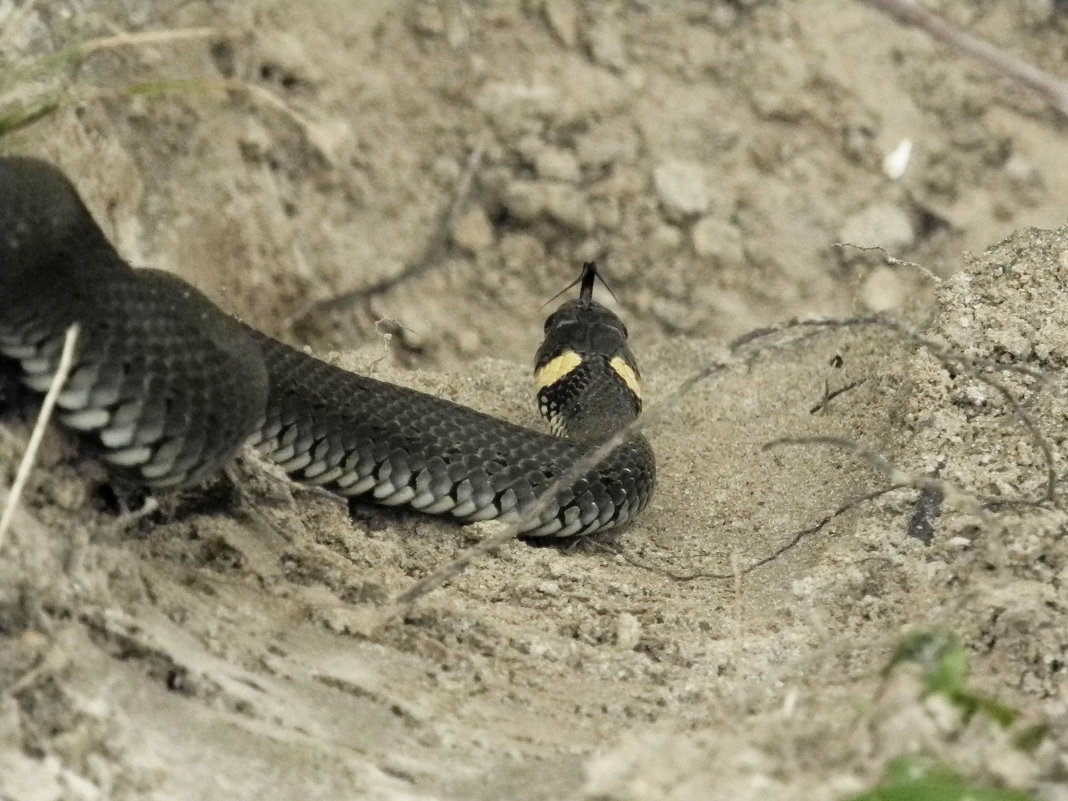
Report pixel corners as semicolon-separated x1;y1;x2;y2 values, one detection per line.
732;314;1058;504
613;486;905;582
294;144;485;325
0;324;80;550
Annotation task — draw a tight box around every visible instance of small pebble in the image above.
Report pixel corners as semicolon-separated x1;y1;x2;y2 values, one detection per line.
1003;154;1040;186
455;328;481;355
839;203;915;251
502;180;545;222
542;0;578;47
590;196;621;229
451;206;495;253
542;183;594;232
615;612;641;650
585;17;627;71
431;156;461;184
537;580;560;596
860;266;908;311
654;160;710;219
651;223;683;251
535;147;582;183
238;120;273;160
576;122;639;168
691;215;744;265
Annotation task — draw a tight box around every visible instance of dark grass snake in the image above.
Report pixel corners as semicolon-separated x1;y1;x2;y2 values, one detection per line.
0;156;655;538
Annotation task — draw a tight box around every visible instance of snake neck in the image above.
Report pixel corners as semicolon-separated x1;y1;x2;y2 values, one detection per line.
534;296;643;443
548;357;641;442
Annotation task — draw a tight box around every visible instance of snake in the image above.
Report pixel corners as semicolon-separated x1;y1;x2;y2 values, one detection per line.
0;156;655;538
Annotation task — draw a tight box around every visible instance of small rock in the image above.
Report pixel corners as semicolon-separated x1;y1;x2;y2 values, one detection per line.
590;196;621;229
479;166;512;196
499;232;546;270
650;296;702;334
455;328;481;355
410;3;446;37
238;119;273;161
445;7;468;48
451;206;495;253
431;156;461;184
882;138;913;180
709;3;739;29
257;30;324;83
615;612;641;650
860;266;908;312
502;180;545;222
576;121;640;168
474;81;558;124
839;203;915;251
988;328;1033;360
651;224;683;251
535;147;582;183
537;580;560;596
47;476;87;510
515;134;543;164
398;321;431;351
654;161;710;220
589;165;646;199
585;17;627;71
542;0;578;48
691;215;744;265
543;183;594;232
305;116;356;166
574;237;604;264
502;180;592;233
1004;154;1040;186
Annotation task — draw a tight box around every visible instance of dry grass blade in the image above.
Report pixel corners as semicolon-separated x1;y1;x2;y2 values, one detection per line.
0;324;80;550
0;28;217;138
0;27;218;97
72;28;217;55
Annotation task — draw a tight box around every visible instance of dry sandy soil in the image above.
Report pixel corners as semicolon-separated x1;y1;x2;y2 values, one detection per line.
2;1;1068;799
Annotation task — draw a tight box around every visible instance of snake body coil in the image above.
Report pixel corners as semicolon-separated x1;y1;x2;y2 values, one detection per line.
0;157;654;537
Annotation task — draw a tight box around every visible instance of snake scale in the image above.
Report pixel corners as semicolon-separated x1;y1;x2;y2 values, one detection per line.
0;157;655;538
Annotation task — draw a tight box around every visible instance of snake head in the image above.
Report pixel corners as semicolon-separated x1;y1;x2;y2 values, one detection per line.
534;263;642;441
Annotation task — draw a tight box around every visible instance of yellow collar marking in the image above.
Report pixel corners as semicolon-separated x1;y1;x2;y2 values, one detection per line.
534;349;583;390
610;356;642;399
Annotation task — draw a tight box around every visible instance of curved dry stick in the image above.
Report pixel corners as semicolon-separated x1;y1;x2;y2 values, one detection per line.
294;144;485;324
732;314;1057;504
614;486;905;582
834;242;943;284
762;435;1054;522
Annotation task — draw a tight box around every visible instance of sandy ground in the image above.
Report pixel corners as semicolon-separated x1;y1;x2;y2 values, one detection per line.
2;1;1068;799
